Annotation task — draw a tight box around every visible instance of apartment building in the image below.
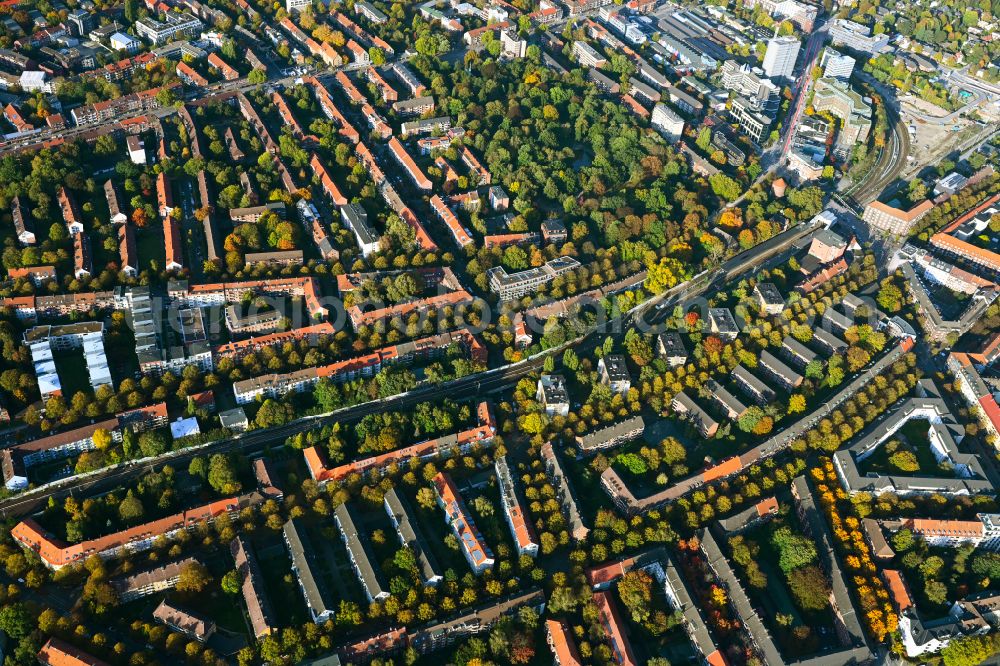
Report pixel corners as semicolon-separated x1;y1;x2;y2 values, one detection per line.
153;600;216;642
8;265;56;287
25;322;112;400
576;416;646;454
407;590;546;654
863;199;934;236
546;619;584;665
70;83;179;125
707;380;749;420
598;354;632;393
821;47;855;79
541;442;589;541
495;456;539;557
233;328;485;403
758;349;803;390
384;488;442;586
537;374;571;416
762;36;800;79
708;307;739;340
59;187;83;234
176;60;208;86
231;535;277;638
487;256;581;300
38;638;109;666
72;232;92;279
812;78;873;153
433;472;495;575
781;335;818;368
733;365;776;404
112;557;199;602
753;282;784;314
651;102;684;141
357;0;388;23
829;18;890;53
833;381;994;496
671;390;719;438
460;146;491;185
2;416;120;490
431;195;473;248
13;494;247;568
135;12;203;44
230;202;287;223
393;95;435;116
207;52;239;80
335;502;389;602
395;108;448;134
12;196;34;245
388;137;432;190
594;591;639;666
283;518;337;623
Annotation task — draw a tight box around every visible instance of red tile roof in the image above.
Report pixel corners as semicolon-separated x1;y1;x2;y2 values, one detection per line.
38;638;109;666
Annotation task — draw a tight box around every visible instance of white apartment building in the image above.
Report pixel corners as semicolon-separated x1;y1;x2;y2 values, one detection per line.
651;103;684;141
829;18;890;54
25;323;113;399
573;41;606;68
135;12;203;44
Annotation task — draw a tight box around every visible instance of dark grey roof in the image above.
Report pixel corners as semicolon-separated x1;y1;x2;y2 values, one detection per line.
812;327;847;353
759;349;803;387
334;502;388;601
781;336;818;367
576;415;645;451
283;518;336;620
732;365;775;402
706;380;747;419
408;589;545;650
833;388;993;496
709;307;739;333
657;332;687;359
672;390;719;434
754;282;784;306
541;443;588;540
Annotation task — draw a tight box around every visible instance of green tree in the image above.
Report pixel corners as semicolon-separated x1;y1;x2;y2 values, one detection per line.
696;127;712;152
118;491;144;523
771;526;818;573
709;173;742;201
255;399;289;428
0;603;32;639
207;454;242;494
137;429;170;457
176;561;212;594
787;565;830;611
888;449;919;473
221;570;241;595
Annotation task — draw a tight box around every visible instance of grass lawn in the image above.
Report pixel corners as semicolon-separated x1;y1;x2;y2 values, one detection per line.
860;419;947;477
136;226;166;269
256;537;309;628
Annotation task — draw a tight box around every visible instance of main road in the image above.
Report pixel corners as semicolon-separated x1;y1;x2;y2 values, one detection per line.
0;219;821;520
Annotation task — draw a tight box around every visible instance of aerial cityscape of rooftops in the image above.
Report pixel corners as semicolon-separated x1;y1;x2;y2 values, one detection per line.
0;0;995;663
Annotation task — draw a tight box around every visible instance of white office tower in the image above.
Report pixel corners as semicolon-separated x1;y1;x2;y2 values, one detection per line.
820;48;855;80
762;36;800;79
